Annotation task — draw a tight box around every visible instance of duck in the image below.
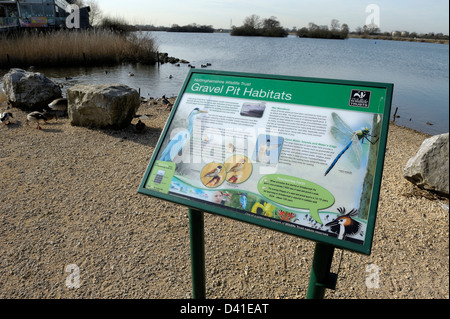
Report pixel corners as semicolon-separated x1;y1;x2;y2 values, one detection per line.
0;112;13;125
135;120;146;133
42;109;58;122
128;72;135;76
27;111;48;130
48;98;68;111
161;95;173;110
168;74;173;79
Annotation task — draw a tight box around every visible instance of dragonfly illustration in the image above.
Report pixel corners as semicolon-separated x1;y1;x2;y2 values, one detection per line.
325;112;379;176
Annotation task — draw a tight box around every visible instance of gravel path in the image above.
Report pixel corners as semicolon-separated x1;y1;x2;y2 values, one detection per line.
0;99;448;299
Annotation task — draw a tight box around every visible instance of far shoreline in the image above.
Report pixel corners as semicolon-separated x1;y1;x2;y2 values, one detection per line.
348;34;449;45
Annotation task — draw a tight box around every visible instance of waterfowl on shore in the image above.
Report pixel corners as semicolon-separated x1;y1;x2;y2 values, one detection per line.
135;120;146;133
27;111;48;130
48;98;68;111
134;114;150;120
161;95;173;110
42;109;58;122
0;112;13;125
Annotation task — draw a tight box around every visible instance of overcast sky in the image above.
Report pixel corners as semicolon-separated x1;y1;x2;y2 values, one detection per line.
95;0;449;34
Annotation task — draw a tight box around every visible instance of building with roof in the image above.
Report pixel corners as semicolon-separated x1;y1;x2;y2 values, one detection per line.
1;0;89;32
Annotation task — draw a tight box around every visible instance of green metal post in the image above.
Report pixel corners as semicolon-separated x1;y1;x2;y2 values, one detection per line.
188;208;206;299
306;242;336;299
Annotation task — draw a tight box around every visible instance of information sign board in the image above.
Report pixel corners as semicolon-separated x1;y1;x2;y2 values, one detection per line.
139;70;393;255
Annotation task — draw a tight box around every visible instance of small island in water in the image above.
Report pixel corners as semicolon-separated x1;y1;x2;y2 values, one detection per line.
230;16;349;39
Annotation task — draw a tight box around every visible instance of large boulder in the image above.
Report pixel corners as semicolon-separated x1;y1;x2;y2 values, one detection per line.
67;84;140;129
2;68;62;111
403;133;449;196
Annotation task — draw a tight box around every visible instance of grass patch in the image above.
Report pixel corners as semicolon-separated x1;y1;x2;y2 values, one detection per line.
0;29;158;68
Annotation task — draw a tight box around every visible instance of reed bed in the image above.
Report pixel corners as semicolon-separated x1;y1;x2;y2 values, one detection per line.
0;29;158;68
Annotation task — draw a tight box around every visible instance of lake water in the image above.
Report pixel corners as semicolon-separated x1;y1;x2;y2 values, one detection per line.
2;31;448;135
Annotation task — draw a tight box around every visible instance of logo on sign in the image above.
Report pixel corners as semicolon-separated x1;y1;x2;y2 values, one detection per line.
349;90;371;108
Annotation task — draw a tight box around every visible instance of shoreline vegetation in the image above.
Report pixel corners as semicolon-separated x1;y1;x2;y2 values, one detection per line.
295;20;349;40
0;29;158;68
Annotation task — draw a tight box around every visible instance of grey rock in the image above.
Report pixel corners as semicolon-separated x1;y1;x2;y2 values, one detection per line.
2;68;62;111
67;84;140;129
403;133;449;196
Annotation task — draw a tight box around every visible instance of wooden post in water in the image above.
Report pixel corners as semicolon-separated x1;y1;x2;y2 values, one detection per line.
393;106;398;122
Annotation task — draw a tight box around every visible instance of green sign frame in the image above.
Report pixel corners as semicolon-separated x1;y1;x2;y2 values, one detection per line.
138;69;393;255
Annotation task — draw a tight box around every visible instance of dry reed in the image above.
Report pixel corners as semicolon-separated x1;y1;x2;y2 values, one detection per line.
0;29;158;68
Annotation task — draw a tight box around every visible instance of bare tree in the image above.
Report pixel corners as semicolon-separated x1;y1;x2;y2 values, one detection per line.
330;19;340;31
243;14;262;30
85;0;102;26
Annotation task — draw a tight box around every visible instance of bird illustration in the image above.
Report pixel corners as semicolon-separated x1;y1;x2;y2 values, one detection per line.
227;158;246;173
239;193;247;210
325;207;361;240
48;98;68;111
27;111;48;130
0;112;13;125
135;120;146;133
227;143;236;153
202;165;223;178
257;138;281;163
159;108;207;162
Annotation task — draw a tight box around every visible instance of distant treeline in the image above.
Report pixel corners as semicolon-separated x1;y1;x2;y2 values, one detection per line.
231;15;288;37
168;24;214;33
296;20;349;39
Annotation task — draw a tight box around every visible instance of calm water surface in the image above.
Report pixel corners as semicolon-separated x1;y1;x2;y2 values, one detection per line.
2;32;448;135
